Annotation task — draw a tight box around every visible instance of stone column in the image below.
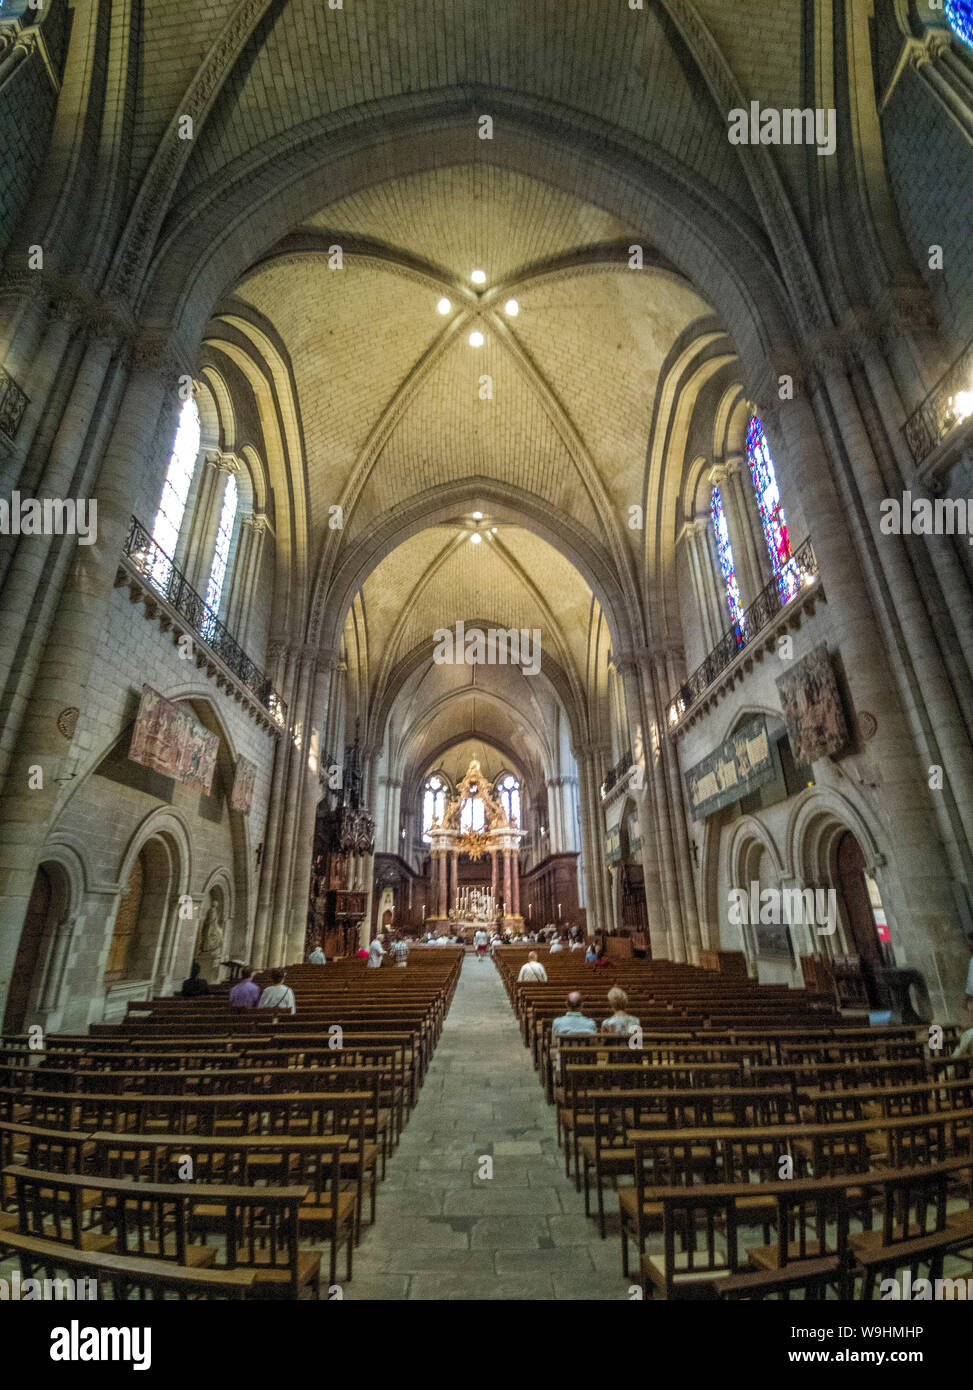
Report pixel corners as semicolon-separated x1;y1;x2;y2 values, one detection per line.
490;849;498;905
512;849;520;916
437;851;447;918
616;658;672;957
224;512;269;651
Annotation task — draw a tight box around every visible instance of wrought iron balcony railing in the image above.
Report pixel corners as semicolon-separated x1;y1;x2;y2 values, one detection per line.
601;749;633;799
902;336;973;467
123;515;286;722
667;536;819;727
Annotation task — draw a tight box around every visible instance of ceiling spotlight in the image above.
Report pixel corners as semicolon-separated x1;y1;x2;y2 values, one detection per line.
491;527;498;534
469;330;484;347
470;532;482;544
437;297;451;315
471;269;487;285
472;511;483;520
505;299;519;317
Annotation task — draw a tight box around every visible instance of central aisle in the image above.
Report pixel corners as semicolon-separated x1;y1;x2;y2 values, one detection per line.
346;954;628;1300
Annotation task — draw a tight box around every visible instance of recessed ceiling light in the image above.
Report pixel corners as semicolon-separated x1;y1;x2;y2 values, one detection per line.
437;297;451;314
471;269;486;285
491;527;497;534
472;511;483;520
469;330;484;347
505;299;519;316
470;532;482;544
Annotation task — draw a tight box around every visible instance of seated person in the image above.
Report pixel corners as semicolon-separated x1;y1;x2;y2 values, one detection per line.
601;986;640;1035
180;961;209;997
517;951;548;983
593;944;613;967
257;968;296;1014
551;991;597;1036
229;966;259;1009
585;944;597;962
307;944;326;964
549;935;564;953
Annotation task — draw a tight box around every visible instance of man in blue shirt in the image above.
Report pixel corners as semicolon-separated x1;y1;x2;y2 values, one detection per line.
551;991;597;1036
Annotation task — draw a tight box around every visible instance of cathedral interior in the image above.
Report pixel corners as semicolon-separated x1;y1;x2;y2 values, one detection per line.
0;0;972;1320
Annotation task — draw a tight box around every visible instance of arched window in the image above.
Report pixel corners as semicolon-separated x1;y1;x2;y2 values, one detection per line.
946;1;973;46
151;398;200;565
496;773;521;827
422;775;448;841
711;485;745;633
203;473;238;629
746;414;798;600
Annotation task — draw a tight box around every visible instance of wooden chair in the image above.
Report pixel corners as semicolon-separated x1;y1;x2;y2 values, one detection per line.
222;1190;320;1299
640;1191;742;1299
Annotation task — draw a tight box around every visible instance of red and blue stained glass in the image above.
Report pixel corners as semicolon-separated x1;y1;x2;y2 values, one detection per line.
711;485;745;638
946;1;973;47
747;414;798;601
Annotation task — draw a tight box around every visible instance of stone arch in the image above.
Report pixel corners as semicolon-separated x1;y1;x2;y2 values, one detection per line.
316;482;636;660
139;97;800;389
109;806;194;993
1;856;75;1033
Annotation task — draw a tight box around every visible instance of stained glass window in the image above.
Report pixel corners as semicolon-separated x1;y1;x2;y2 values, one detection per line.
422;775;448;841
151;398;200;577
945;1;973;47
746;414;798;601
203;473;238;632
496;774;520;827
711;485;744;633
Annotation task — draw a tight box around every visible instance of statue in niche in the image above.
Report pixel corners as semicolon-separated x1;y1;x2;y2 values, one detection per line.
200;897;224;955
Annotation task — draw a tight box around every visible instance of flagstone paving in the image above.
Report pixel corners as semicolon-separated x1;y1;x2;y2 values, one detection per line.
344;955;631;1300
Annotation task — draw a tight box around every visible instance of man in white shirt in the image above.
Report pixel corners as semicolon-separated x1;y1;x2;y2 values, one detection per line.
549;936;564;953
367;935;386;968
257;969;296;1014
474;927;489;960
517;951;548;983
307;945;326;964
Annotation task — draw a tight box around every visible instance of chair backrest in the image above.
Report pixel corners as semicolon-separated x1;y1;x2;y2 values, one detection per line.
774;1185;849;1266
12;1170;84;1245
224;1193;301;1275
882;1169;949;1244
661;1191;740;1287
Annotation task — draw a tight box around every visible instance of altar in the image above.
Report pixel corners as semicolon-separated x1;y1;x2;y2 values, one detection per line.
426;758;524;932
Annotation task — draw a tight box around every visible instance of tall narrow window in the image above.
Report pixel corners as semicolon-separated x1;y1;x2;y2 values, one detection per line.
711;485;744;634
946;1;973;47
204;473;238;625
460;795;486;833
746;414;798;600
151;398;200;570
496;773;520;827
422;775;448;841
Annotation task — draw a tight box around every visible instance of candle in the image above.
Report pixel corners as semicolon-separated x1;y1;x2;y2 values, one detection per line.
557;903;562;919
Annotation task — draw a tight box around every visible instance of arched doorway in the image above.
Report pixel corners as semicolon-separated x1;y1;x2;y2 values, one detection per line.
834;830;891;1007
104;837;179;994
3;863;68;1034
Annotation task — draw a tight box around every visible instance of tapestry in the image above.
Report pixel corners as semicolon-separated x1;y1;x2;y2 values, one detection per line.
775;645;849;764
128;685;218;795
684;716;780;821
230;754;257;814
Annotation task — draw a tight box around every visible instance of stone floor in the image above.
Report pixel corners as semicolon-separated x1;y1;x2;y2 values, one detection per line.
344;954;630;1300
